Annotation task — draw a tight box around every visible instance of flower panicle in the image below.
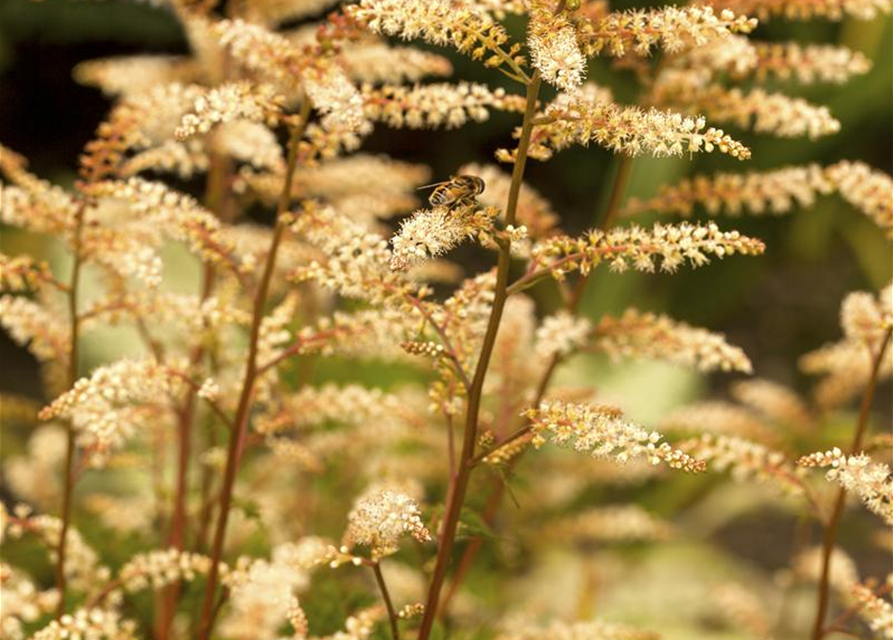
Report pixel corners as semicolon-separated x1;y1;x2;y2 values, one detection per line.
712;0;891;21
825;161;893;236
0;144;79;233
652;70;840;139
345;489;432;560
347;0;526;77
0;295;70;362
580;6;757;58
800;282;893;409
798;448;893;525
524;98;752;161
746;42;872;84
389;205;498;272
729;379;815;432
496;617;660;640
363;82;525;130
30;608;138;640
0;254;58;293
622;161;892;236
73;55;201;98
621;163;834;218
593;308;752;373
337;38;454;84
523;400;707;473
79;82;207;183
527;0;587;92
680;433;804;494
528;222;764;282
39;359;181;467
660;401;781;445
176;82;285;140
544;505;675;543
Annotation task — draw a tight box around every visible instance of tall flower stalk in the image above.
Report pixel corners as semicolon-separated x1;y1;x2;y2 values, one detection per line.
196;101;311;640
54;201;87;618
809;326;893;640
416;69;544;640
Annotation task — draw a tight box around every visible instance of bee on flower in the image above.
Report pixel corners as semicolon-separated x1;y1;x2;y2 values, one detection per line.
419;174;486;208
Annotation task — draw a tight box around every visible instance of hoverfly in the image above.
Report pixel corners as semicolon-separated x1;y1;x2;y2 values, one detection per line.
418;174;485;208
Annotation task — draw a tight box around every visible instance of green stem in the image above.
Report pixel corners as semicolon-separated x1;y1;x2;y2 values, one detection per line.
415;73;542;640
439;150;628;617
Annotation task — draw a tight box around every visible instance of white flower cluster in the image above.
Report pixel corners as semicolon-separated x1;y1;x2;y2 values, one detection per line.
801;282;893;409
826;161;893;235
529;222;765;282
345;489;432;559
798;448;893;525
220;548;310;640
214;120;284;172
293;204;406;303
118;549;218;593
841;288;893;344
2;505;109;591
176;82;283;139
682;434;803;493
5;425;67;510
524;401;706;472
39;359;179;465
592;308;753;373
496;618;659;640
534;311;592;361
1;564;60;640
528;9;586;92
546;505;675;543
850;582;893;639
30;608;138;640
585;6;757;57
0;295;70;362
390;206;485;271
303;65;368;134
363;82;520;130
730;379;814;432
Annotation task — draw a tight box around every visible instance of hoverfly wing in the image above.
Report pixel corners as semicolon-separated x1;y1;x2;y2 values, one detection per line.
416;180;451;191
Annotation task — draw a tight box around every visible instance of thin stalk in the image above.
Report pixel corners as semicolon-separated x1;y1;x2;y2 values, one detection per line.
372;563;400;640
55;201;87;618
810;326;892;640
825;582;893;636
415;73;542;640
157;262;216;640
157;145;232;640
193;416;219;554
195;105;310;640
439;158;626;614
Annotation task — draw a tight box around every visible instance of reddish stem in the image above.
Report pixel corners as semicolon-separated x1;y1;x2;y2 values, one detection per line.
810;327;892;640
196;112;308;640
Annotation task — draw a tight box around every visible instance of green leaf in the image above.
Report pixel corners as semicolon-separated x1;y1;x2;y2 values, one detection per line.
457;506;497;540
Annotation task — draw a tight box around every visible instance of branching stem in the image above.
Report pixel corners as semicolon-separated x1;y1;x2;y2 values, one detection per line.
415;72;542;640
196;102;311;640
810;326;892;640
439;149;628;616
